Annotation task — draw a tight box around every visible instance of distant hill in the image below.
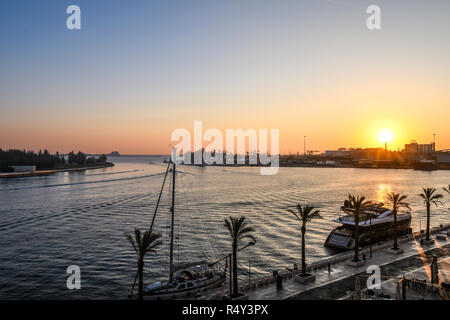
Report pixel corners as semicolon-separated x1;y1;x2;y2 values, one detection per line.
108;151;120;156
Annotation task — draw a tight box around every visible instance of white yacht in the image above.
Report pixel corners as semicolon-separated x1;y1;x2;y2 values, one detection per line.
325;204;412;250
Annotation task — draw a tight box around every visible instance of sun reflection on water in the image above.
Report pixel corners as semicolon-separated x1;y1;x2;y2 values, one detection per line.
376;183;392;203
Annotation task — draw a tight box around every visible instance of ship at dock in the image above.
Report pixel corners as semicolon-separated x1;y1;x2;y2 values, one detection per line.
413;160;439;171
325;203;412;250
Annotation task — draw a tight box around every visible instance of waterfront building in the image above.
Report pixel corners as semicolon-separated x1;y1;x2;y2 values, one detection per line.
324;148;349;158
404;141;435;154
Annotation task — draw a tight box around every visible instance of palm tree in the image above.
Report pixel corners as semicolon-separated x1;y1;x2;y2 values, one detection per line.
288;205;322;276
419;187;444;241
342;194;373;262
125;228;162;301
443;185;450;194
386;193;410;250
224;216;255;298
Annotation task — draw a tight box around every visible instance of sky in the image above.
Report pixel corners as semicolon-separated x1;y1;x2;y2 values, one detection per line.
0;0;449;154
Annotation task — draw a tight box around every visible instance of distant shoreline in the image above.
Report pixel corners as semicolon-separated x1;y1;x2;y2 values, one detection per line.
181;163;450;170
0;162;114;179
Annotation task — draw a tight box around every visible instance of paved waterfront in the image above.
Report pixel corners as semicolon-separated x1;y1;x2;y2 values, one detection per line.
360;256;450;300
201;227;450;300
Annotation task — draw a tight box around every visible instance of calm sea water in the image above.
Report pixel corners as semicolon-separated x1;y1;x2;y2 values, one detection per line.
0;156;449;299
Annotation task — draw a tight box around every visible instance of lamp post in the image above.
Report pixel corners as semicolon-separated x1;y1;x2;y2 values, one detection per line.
229;256;232;297
208;241;256;298
304;136;306;156
248;260;251;286
369;213;373;258
433;133;436;151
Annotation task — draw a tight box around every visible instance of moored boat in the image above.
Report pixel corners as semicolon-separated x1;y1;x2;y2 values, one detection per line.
129;155;225;300
143;262;225;299
325;203;412;250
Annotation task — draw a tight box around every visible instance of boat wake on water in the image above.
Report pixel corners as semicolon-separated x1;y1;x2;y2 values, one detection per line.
2;172;167;191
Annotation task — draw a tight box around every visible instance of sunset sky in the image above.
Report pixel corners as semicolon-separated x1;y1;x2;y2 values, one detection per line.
1;0;449;154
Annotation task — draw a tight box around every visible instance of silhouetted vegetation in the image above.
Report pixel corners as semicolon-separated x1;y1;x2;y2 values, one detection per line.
419;187;444;241
386;193;410;250
125;228;162;301
224;216;255;298
444;185;450;194
342;194;373;262
0;149;108;172
0;149;64;170
288;205;322;276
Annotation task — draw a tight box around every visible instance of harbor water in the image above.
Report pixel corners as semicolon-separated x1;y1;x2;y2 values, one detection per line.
0;156;449;299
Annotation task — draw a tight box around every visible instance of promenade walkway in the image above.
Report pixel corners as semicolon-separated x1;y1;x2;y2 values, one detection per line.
201;224;450;300
358;256;450;300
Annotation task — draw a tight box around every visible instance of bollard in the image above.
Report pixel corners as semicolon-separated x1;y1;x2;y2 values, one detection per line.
276;275;283;290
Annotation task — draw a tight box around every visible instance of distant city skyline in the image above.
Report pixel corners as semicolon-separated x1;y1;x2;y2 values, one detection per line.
1;0;449;154
12;137;441;156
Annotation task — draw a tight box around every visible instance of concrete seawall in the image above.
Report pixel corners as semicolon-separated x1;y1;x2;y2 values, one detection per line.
0;162;114;179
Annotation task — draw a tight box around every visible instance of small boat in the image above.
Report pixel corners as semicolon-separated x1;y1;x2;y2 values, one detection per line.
325;203;412;250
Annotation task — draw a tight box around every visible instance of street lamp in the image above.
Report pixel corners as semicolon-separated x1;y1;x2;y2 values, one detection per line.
208;241;255;267
208;241;256;297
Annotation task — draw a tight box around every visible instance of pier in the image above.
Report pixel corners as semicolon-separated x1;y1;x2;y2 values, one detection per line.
0;162;114;178
200;224;450;300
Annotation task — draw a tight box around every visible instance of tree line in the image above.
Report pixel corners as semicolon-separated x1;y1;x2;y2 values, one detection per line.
0;149;107;171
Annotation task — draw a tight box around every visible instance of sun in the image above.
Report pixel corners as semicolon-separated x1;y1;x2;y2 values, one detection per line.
378;129;393;144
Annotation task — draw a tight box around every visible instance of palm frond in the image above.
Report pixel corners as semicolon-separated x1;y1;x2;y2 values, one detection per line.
343;194;373;216
386;192;410;211
224;216;256;245
124;231;138;254
288;204;322;225
419;187;444;207
125;227;162;259
288;209;301;221
443;185;450;194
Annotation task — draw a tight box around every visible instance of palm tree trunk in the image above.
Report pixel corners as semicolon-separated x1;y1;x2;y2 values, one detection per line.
426;203;431;240
138;258;144;301
353;211;359;262
301;226;306;275
393;209;398;250
232;242;238;297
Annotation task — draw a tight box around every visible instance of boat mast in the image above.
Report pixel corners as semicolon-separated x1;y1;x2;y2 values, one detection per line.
149;162;171;232
168;158;176;283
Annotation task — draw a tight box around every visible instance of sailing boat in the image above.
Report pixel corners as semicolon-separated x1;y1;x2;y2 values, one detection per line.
140;157;226;299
